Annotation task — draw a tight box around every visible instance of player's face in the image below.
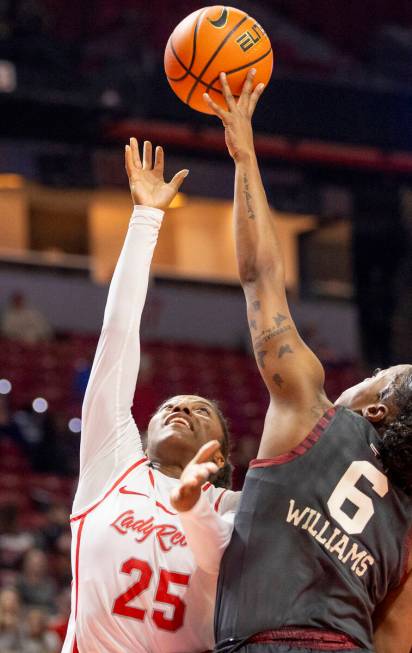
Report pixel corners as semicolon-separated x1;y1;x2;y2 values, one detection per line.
335;364;412;412
147;395;225;463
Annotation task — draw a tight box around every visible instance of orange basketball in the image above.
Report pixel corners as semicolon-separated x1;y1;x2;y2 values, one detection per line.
164;6;273;114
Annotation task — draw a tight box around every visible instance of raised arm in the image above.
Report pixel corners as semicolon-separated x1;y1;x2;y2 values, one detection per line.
204;73;331;458
73;141;188;512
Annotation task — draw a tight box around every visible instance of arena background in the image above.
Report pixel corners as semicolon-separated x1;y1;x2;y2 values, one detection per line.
0;0;412;649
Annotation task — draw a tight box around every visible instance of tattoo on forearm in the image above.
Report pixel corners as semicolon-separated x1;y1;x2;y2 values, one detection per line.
273;313;288;327
253;324;292;350
272;374;284;388
278;344;293;358
249;320;257;331
243;174;255;220
252;300;261;312
257;350;267;369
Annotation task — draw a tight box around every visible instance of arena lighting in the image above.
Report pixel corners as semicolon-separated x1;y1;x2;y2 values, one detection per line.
32;397;48;413
0;60;16;93
0;174;24;190
68;418;82;434
169;192;186;209
0;379;12;394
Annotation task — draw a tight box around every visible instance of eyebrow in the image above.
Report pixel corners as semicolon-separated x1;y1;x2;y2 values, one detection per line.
159;399;215;410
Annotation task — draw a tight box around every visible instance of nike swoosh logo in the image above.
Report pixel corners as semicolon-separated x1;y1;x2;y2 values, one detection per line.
208;7;229;29
119;487;176;516
119;486;149;498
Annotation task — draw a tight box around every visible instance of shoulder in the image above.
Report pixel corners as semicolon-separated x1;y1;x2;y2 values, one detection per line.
202;484;241;514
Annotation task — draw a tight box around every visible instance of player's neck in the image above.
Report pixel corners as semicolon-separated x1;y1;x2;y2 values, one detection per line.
148;460;183;479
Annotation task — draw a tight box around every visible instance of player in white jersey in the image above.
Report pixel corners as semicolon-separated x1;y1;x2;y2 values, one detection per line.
62;139;240;653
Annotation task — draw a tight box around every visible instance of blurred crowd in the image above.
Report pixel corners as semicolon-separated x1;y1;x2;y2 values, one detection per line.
0;292;75;651
0;293;53;345
0;503;71;652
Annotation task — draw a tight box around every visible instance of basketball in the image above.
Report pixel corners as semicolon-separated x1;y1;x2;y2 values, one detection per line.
164;6;273;114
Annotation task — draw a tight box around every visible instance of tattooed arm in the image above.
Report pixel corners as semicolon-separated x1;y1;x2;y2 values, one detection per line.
204;72;332;458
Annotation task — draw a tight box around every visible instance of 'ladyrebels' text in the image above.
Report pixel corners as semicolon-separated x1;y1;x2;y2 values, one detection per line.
111;510;187;552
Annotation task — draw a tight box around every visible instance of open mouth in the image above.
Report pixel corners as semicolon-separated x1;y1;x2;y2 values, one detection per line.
164;414;193;431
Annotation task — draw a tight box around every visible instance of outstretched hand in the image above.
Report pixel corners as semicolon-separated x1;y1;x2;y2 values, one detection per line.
203;69;265;162
170;440;221;513
125;138;189;210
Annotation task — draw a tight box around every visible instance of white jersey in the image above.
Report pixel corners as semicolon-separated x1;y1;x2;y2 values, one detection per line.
62;206;239;653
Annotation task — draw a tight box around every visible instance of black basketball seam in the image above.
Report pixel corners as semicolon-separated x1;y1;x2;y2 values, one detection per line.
186;14;248;105
169;39;221;91
167;10;204;82
167;72;237;98
205;46;273;94
168;44;233;96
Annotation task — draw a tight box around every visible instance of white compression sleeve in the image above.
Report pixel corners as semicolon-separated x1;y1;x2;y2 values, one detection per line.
72;205;163;513
179;492;235;575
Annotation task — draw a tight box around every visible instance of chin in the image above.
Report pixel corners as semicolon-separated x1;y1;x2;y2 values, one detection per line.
158;427;196;450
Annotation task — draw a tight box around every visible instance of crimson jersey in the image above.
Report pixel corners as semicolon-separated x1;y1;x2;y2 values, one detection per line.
215;407;412;651
62;206;239;653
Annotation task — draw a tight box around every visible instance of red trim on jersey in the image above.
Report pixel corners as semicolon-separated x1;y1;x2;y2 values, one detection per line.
249;407;337;468
74;517;85;618
155;500;177;516
73;637;79;653
202;482;212;491
214;489;227;513
70;457;148;522
148;468;155;488
247;627;360;650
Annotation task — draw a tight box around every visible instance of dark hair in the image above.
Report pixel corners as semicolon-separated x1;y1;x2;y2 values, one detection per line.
378;369;412;494
208;399;233;490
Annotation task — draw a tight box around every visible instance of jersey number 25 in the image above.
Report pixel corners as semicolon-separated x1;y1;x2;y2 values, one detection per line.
113;558;190;631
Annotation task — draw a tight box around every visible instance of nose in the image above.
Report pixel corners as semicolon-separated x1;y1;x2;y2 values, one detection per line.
171;404;190;415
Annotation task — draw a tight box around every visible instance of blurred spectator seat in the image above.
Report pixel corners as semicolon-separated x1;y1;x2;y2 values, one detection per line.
0;292;53;345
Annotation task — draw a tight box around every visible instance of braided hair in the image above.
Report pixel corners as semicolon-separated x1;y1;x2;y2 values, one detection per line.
208;399;233;490
377;369;412;494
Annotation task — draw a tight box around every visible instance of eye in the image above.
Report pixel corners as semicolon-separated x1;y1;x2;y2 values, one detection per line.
196;406;210;415
162;404;172;411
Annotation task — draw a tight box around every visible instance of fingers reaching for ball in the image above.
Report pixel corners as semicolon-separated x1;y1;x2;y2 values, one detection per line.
203;70;265;160
124;138;189;210
238;68;257;109
204;69;265;119
203;92;227;120
125;137;141;176
248;81;266;116
219;72;237;111
154;145;164;174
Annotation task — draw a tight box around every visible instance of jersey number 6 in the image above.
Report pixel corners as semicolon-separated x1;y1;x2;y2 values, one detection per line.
113;558;190;631
327;460;388;535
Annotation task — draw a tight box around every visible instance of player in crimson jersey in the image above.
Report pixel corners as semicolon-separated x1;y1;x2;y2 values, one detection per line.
62;139;239;653
172;71;412;653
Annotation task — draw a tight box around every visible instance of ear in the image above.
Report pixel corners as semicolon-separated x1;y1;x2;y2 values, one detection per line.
212;449;225;469
362;403;389;423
